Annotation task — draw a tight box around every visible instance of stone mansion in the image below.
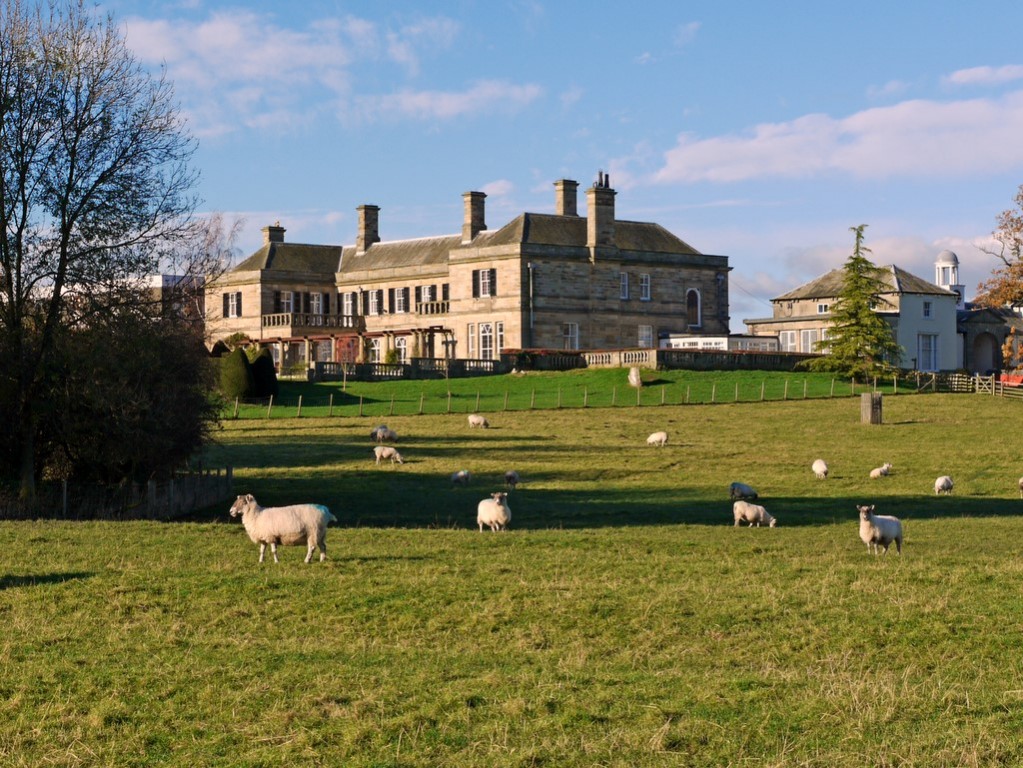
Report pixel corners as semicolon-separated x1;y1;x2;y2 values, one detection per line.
206;174;731;370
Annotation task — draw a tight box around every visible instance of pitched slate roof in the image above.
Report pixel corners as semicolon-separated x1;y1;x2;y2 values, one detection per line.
483;213;702;254
338;235;461;273
773;265;954;302
233;243;343;273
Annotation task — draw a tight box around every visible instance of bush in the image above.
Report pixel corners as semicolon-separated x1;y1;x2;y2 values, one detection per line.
220;348;255;398
248;348;279;398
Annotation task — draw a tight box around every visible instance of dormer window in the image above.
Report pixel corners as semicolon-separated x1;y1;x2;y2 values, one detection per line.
817;303;829;314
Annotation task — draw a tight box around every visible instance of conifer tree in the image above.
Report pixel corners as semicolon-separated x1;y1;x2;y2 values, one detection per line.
805;225;902;378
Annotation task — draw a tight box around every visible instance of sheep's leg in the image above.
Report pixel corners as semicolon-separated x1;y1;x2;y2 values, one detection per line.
259;542;267;563
270;542;279;563
305;544;314;564
895;537;902;555
319;542;327;562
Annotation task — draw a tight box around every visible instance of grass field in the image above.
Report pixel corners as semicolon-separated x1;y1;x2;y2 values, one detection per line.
3;387;1023;766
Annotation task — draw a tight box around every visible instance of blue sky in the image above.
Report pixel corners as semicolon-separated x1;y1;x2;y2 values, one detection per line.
108;0;1023;330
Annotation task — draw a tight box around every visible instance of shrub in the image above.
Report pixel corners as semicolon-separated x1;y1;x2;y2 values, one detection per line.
220;348;255;398
248;348;279;398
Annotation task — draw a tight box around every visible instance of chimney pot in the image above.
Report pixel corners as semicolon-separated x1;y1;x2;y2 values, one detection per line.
462;191;486;243
554;179;579;216
262;222;286;245
356;204;380;254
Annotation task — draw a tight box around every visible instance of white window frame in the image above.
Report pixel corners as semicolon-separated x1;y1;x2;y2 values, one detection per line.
496;322;504;355
480;322;494;360
422;285;436;303
638;324;653;348
227;293;240;318
343;292;354;316
686;289;702;328
395;337;407;363
369;338;381;363
479;269;492;298
779;330;797;352
280;291;293;314
563;322;579;350
917;333;938;372
817;303;829;315
800;328;819;353
639;273;651;301
467;323;476;358
310;293;323;315
620;272;629;300
395;289;406;314
368;291;380;316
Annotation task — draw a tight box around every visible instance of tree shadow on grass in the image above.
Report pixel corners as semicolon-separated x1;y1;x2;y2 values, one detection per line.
0;572;93;590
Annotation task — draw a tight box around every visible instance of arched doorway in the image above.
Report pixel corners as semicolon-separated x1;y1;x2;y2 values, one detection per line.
971;332;999;374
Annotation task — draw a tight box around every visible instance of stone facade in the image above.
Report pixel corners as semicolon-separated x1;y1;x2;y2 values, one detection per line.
205;176;731;370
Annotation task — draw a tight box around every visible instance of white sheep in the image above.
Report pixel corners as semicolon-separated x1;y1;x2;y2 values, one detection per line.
934;475;953;495
477;492;511;531
812;459;828;480
370;426;398;443
733;500;776;527
728;482;758;501
468;414;489;429
857;504;903;555
229;493;336;564
869;462;893;479
1018;477;1023;499
505;470;520;489
451;469;471;486
646;431;668;447
373;445;404;465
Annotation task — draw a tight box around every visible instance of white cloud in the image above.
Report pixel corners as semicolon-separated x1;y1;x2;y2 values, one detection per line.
867;79;910;99
385;17;460;76
673;22;700;48
351;80;543;122
481;179;515;197
653;90;1023;183
944;65;1023;87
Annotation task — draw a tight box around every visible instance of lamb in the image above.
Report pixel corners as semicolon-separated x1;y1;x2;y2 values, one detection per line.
229;493;336;564
857;504;903;555
869;462;893;479
468;414;489;429
934;475;954;495
728;482;758;501
477;492;511;531
373;445;404;465
812;459;829;480
733;500;776;527
646;431;669;447
370;425;398;443
451;469;471;486
504;470;520;490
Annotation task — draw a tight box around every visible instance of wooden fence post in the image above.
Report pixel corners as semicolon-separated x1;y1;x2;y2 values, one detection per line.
359;395;364;417
803;380;807;399
503;391;509;411
475;392;481;411
612;386;617;406
297;395;302;418
761;381;765;401
783;381;789;400
328;393;334;417
735;382;739;403
419;392;425;415
861;392;883;424
446;392;451;413
266;395;273;419
233;397;239;419
389;395;395;416
830;379;835;397
711;383;716;403
530;389;536;409
583;387;588;407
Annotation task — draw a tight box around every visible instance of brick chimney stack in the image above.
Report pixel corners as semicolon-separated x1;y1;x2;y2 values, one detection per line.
262;221;286;245
554;179;579;216
462;191;486;243
356;205;380;254
586;170;616;260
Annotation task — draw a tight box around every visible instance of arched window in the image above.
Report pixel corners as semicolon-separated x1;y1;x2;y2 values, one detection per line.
686;289;701;327
395;337;407;364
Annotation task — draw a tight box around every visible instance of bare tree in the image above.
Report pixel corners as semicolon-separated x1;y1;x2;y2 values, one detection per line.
976;185;1023;308
0;0;199;500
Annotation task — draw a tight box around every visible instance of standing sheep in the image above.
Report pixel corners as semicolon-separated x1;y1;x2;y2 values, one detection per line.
869;462;893;479
857;504;903;555
477;492;511;531
370;425;398;442
468;414;490;429
646;431;668;447
451;469;471;486
934;475;954;495
728;482;758;501
812;459;829;480
504;470;520;489
733;500;776;527
1018;476;1023;499
373;446;404;465
229;494;336;564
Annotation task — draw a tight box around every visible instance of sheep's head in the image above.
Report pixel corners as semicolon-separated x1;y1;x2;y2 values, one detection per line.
229;494;256;517
768;516;777;528
857;504;875;521
491;492;508;505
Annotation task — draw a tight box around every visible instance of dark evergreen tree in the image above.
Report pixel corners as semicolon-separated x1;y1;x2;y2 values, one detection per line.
247;348;279;398
220;348;256;399
804;225;902;378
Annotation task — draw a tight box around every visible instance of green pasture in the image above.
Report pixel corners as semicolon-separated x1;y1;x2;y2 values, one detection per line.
3;389;1023;766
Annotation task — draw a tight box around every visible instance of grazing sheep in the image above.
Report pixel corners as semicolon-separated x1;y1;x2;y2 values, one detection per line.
857;504;903;555
477;492;511;531
369;425;397;442
812;459;829;480
373;445;404;465
728;482;758;501
1019;477;1023;499
505;470;520;489
229;494;336;564
733;500;776;527
646;431;668;447
451;469;471;486
468;414;490;429
869;462;893;479
934;475;954;495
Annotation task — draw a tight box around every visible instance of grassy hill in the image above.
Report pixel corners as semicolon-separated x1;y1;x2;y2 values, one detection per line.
3;390;1022;766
